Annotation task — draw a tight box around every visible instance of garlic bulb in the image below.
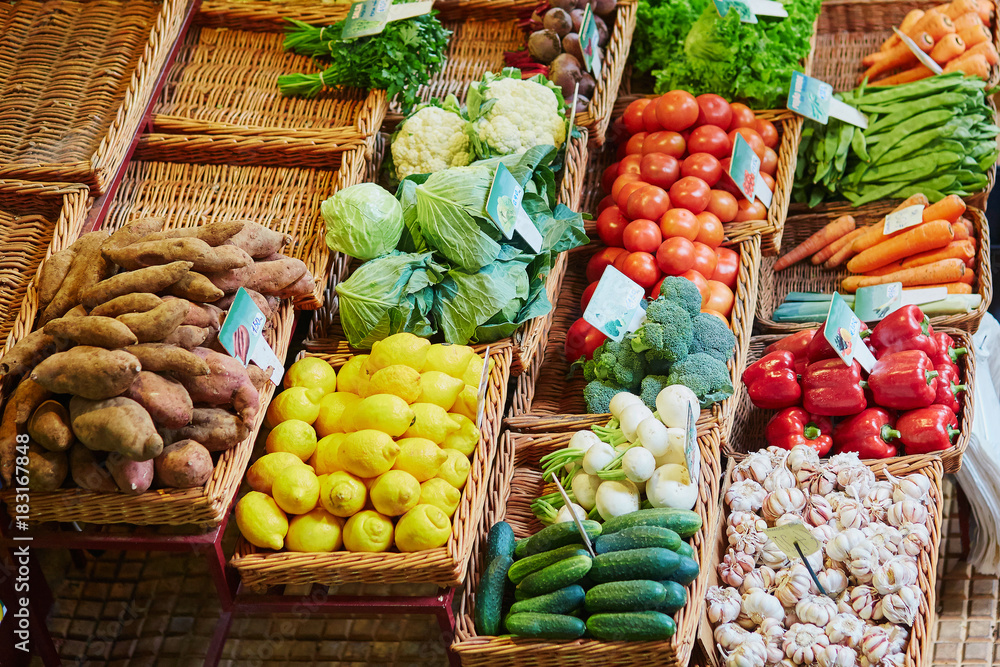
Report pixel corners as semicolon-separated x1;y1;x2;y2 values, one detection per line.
729;510;768;532
782;623;829;664
839;585;882;621
815;644;858;667
898;522;932;557
762;488;807;523
730;529;768;557
715;622;752;651
847;543;880;584
886;470;931;503
764;446;790;467
825;491;851;511
756;617;785;662
871;555;918;595
863;523;903;561
826;527;866;562
816;567;850;597
740;566;778;595
728;512;769;556
774;512;803;527
825;612;865;647
763;466;797;493
886;499;928;527
860;625;893;663
707;586;743;624
827;451;863;474
724;635;767;667
811;523;837;545
804;469;837;496
795;594;839;626
720;549;757;588
774;564;812;607
759;538;791;569
837;464;876;498
734;451;774;484
863;481;894;521
871;654;906;667
834;497;871;531
878;583;921;626
881;623;909;653
727;479;767;512
804;494;834;527
739;589;785;628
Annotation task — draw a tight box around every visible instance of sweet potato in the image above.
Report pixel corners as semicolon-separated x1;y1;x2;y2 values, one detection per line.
9;378;51;426
31;347;141;400
69;396;163;461
106;452;154;495
205;256;308;296
102;217;165;253
272;269;316;299
126;372;193;429
0;378;51;484
125;343;210;376
69;444;117;492
226;222;292;258
160;407;249;452
44;315;138;348
214;288;274;318
160;325;209;350
27;443;68;491
174;300;223;331
80;261;192;309
28;401;74;452
106;237;254;273
116;299;189;343
154;439;213;488
141;221;245;247
246;363;274;392
166;271;224;302
90;293;163;318
0;329;57;378
0;396;17;486
37;245;78;308
179;348;260;423
39;231;112;325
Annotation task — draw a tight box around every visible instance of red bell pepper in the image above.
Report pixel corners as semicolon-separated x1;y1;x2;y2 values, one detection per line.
896;404;961;453
802;358;868;416
929;331;968;367
806;319;870;363
832;408;899;459
765;407;834;455
741;350;802;410
868;305;938;359
867;349;939;410
933;362;967;414
765;329;817;361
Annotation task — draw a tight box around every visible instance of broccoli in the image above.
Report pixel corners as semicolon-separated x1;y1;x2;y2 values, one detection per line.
583;336;646;391
665;352;734;408
632;299;692;364
688;312;737;362
584;379;625;414
639;375;671;410
658;276;703;318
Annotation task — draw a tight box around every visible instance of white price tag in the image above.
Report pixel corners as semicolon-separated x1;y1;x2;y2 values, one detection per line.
764;521;820;559
884;204;925;235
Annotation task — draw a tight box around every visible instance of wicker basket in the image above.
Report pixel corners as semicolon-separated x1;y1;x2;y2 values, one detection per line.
756;203;992;334
229;342;513;589
722;329;976;474
699;457;943;667
0;0;194;194
450;428;723;666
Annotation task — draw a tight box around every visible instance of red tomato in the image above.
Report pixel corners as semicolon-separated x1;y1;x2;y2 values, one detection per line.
761;147;778;176
586;246;627;283
626;132;647;155
706;280;735;318
602;162;620;193
695;211;725;247
565;318;608;361
656;236;696;276
581;281;599;313
623;99;651;135
728;128;765;160
650;276;667;299
706;189;738;223
640;153;681;190
681;269;711;307
614;180;645;211
611;173;641;201
730;103;756;129
669;176;711;214
691;242;718;278
642;131;686;159
681;153;722;187
619;154;642;176
623;218;663;253
659;208;700;241
626;185;671;221
597;195;615;214
701;309;730;325
643;99;663;133
622;251;661;288
754;118;779;149
596;206;629;247
695;93;733;130
759;171;775;192
655;90;699;132
734;198;768;222
687;125;731;160
711;246;740;289
616;142;629;161
613;250;631;273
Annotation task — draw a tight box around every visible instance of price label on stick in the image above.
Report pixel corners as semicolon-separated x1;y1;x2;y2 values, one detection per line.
485;162;543;252
582;267;647;342
579;6;602;74
893;27;944;75
764;521;820;559
854;283;904;322
341;0;433;40
787;72;868;129
883;204;925;235
219;288;284;385
729;133;773;208
475;346;491;431
714;0;757;22
823;292;877;372
685;403;700;485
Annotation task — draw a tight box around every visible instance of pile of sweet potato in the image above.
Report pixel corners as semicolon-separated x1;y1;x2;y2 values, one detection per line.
0;218;315;496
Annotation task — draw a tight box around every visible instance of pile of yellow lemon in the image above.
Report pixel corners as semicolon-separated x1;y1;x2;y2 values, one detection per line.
235;333;492;554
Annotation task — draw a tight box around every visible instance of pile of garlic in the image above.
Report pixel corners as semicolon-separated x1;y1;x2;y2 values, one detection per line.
707;445;935;667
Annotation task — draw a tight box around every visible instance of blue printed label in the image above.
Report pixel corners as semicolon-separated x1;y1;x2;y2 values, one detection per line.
788;72;832;124
824;292;876;371
580;6;603;74
582;267;646;342
485;163;522;238
714;0;758;22
341;0;391;39
219;288;283;385
854;283;903;322
729;133;763;203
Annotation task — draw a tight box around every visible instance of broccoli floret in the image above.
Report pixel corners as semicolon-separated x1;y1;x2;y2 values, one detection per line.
583;336;646;391
665;352;734;408
688;313;737;362
658;276;703;318
632;300;692;364
584;380;626;414
639;375;671;410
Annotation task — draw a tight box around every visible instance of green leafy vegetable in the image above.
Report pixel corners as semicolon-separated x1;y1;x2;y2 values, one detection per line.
321;183;404;260
415;166;502;271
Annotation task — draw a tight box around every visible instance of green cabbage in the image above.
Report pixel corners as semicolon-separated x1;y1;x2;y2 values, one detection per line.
321;183;404;260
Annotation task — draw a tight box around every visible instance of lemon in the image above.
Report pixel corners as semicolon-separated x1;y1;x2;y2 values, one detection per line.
461;354;493;387
285;507;344;552
451;384;479;422
266;386;325;427
338;430;400;478
417;371;464;411
364;364;421;403
395;504;452;552
284;357;337;394
319;471;367;517
314;392;362;437
404;403;460;444
352;394;414;437
422;344;476;378
342;510;394;552
236;492;288;551
264;419;317;462
369;470;421;516
393;438;447;482
436;449;471;489
247;452;312;494
369;333;430;372
271;465;321;515
314;433;346;474
419;478;462;517
334;354;368;394
442;413;479;457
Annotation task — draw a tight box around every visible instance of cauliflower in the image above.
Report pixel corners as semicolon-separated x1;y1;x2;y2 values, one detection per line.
390;101;473;181
468;69;568;158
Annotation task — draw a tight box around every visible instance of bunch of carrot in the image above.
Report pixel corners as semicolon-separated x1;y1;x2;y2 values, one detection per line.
773;194;979;295
861;0;998;85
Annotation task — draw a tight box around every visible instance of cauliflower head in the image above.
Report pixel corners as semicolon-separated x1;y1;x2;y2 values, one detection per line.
469;71;567;158
391;104;473;181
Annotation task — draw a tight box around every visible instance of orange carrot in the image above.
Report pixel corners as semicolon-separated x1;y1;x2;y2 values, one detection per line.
814;227;865;265
945;0;981;19
851;194;931;253
774;215;856;271
978;0;994;22
965;40;1000;64
952;11;984;31
911;11;957;41
900;239;976;268
881;9;926;51
847;219;955;273
856;258;967;288
960;269;976;284
865;33;935;80
863;260;906;276
958;23;991;46
931;282;975;294
945;52;992;76
873;64;935;85
922;194;966;223
931;33;967;63
841;276;866;294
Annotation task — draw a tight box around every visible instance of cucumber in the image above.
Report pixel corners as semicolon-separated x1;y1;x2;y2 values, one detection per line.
601;509;702;539
656;580;688;615
510;585;585;615
676;541;695;559
665;555;699;586
589;547;679;583
517;554;592;597
586;611;676;641
584;580;666;613
514;537;530;559
525;520;602;555
474;554;512;636
508;545;589;585
485;522;516;565
514;588;531;601
505;612;586;639
594;526;681;555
